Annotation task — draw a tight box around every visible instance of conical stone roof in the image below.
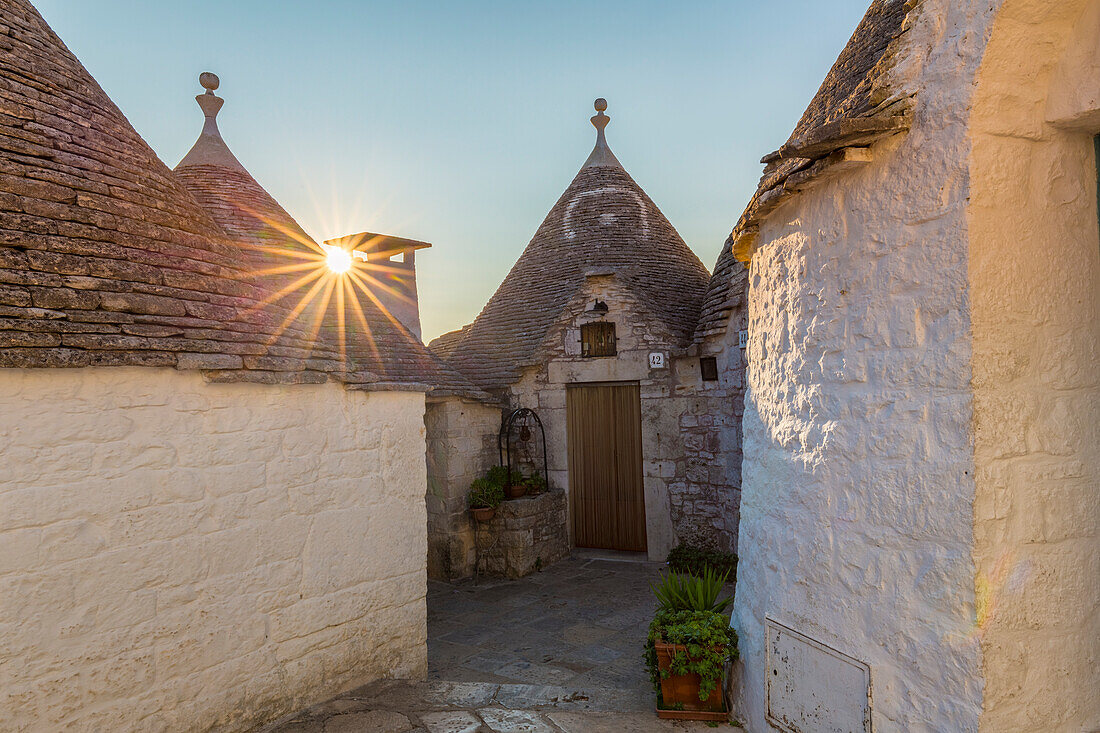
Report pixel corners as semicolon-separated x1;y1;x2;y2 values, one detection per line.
172;74;484;396
173;73;315;262
0;0;474;393
0;0;325;375
443;99;710;392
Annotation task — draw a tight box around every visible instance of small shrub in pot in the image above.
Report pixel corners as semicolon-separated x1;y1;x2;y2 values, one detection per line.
467;478;504;522
486;465;527;499
644;568;737;720
523;472;547;495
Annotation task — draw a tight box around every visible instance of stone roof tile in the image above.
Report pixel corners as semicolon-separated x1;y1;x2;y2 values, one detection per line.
427;324;471;361
693;235;747;343
0;0;325;379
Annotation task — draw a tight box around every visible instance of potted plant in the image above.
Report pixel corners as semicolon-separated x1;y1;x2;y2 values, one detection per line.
487;465;527;500
467;477;504;522
644;568;737;721
666;543;738;581
523;472;547;495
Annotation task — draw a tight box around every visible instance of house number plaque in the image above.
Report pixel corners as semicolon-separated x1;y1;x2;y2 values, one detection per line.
648;352;666;369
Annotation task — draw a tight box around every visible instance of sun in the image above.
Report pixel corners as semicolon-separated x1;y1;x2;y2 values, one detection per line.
324;245;353;274
241;225;416;373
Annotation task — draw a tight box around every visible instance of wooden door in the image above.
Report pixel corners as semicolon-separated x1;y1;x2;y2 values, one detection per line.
566;383;647;552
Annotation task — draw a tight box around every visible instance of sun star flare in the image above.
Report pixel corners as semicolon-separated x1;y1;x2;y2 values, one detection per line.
323;244;353;274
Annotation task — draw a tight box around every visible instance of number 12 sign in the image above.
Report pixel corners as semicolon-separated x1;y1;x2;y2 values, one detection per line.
648;352;666;369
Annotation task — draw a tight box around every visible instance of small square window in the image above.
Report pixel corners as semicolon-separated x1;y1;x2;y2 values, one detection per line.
581;322;616;357
700;356;719;382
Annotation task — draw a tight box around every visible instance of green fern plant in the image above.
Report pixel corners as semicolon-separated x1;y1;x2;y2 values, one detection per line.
650;567;732;614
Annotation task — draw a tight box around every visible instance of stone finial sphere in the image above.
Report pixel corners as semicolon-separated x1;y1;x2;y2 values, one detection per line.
199;72;220;92
594;98;607;112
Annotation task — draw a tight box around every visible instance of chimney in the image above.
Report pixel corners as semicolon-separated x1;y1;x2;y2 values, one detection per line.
322;231;430;341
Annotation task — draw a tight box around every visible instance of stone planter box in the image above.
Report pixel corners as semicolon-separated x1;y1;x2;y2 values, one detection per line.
476;489;569;578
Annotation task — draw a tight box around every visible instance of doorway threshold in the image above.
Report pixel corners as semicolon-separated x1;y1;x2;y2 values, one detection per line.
572;548;653;564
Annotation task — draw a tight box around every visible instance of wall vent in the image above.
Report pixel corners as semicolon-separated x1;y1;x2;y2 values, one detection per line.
765;618;872;733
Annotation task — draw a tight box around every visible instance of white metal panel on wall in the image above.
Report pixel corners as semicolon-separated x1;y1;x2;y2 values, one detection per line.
765;618;872;733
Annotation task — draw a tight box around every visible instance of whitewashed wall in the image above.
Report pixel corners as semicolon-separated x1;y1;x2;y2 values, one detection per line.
0;368;427;731
733;1;995;729
969;1;1100;728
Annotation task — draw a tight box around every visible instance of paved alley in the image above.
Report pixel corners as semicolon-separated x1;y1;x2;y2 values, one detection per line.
267;555;730;731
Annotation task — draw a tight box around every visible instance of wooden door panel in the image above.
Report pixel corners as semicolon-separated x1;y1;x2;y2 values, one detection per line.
566;383;646;552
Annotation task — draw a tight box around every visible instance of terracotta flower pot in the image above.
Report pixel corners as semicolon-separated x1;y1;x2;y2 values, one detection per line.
469;506;496;522
505;483;527;499
654;641;728;721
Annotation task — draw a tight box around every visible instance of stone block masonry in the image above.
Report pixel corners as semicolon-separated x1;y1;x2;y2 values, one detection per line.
0;368;428;731
671;262;749;555
425;397;502;580
477;490;570;579
507;274;697;560
424;398;569;581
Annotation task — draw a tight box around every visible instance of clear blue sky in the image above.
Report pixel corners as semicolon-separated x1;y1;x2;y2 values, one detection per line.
35;0;869;341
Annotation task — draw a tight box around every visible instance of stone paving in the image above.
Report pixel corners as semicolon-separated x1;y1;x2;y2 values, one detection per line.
266;554;732;731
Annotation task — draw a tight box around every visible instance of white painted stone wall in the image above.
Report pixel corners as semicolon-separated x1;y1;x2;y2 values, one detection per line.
969;1;1100;728
733;2;995;729
0;368;428;731
735;1;1100;730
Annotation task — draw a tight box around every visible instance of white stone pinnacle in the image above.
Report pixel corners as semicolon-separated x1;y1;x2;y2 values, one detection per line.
175;71;248;172
583;97;623;169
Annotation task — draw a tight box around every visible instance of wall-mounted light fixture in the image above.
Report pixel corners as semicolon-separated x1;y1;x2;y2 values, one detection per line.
586;299;609;315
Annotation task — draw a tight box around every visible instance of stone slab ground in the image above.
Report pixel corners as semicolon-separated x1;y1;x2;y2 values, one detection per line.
265;555;734;731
